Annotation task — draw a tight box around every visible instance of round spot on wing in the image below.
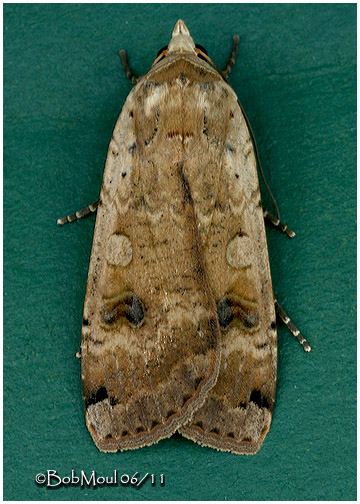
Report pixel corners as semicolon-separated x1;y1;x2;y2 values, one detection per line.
226;235;252;269
106;234;132;267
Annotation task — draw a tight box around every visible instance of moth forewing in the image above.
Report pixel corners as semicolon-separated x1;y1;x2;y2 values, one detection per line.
81;20;222;452
176;77;277;454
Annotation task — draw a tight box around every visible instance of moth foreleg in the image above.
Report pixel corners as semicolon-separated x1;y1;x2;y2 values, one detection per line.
57;199;99;226
263;209;295;238
275;299;311;352
222;35;240;78
119;49;139;84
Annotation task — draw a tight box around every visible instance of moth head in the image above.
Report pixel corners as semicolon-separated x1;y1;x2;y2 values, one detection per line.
152;20;211;67
167;19;196;54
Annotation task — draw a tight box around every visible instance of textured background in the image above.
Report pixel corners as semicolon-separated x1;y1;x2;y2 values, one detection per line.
4;3;356;501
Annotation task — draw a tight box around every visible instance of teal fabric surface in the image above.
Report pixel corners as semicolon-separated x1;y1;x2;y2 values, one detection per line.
4;3;356;501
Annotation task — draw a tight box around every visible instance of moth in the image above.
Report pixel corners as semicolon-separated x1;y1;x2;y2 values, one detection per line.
58;20;311;454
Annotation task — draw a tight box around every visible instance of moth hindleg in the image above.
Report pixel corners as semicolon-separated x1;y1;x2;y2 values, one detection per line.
222;35;240;78
263;209;295;238
119;49;139;84
275;299;311;352
57;199;99;226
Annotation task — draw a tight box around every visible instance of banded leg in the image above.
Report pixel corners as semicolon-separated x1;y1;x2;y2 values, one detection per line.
263;209;295;238
275;300;311;352
57;199;99;226
119;49;139;84
222;35;240;78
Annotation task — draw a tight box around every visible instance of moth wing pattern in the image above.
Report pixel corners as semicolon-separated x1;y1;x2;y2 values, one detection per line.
176;76;277;454
79;19;278;454
81;77;222;452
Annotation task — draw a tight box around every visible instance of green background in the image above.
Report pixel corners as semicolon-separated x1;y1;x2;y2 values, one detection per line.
4;3;356;501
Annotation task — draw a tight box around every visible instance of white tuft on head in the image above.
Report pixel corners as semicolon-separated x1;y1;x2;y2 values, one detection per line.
167;19;196;54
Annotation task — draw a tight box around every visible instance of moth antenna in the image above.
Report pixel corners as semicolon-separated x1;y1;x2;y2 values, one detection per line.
57;199;99;226
151;48;168;68
119;49;139;84
263;209;295;238
237;100;281;222
194;48;223;74
275;300;311;352
222;35;240;78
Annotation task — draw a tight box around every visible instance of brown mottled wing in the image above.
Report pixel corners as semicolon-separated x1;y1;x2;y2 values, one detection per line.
81;78;221;452
178;77;277;454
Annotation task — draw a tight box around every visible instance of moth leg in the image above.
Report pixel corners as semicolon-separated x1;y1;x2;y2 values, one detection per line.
275;299;311;352
263;209;295;238
119;49;139;84
222;35;240;78
57;199;99;226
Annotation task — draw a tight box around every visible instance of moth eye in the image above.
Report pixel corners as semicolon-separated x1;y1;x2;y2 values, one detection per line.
156;45;168;57
195;44;208;60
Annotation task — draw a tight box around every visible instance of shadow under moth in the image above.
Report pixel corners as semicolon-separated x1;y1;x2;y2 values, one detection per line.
58;20;311;454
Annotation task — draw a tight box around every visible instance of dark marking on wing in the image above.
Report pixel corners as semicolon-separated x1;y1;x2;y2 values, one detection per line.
128;143;136;154
217;297;234;329
249;390;270;410
144;127;158;146
178;165;193;205
217;295;259;330
86;386;108;407
103;292;145;327
225;144;235;153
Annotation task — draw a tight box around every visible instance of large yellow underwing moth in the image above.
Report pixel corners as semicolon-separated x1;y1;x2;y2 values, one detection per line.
58;20;311;454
